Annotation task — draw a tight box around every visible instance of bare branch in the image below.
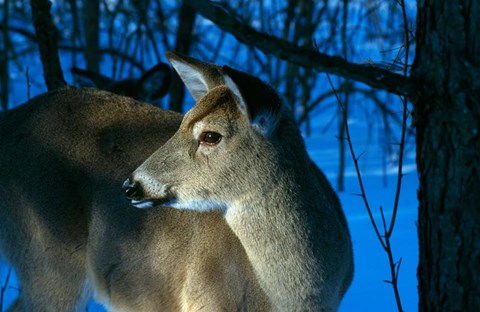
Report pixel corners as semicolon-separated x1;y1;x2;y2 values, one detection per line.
326;73;386;250
330;72;405;311
0;266;13;311
388;0;411;238
185;0;414;97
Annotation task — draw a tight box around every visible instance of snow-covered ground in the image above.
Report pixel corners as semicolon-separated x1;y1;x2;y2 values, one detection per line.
304;117;418;312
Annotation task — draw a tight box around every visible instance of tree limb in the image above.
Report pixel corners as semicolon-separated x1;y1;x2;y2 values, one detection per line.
1;25;145;71
185;0;414;97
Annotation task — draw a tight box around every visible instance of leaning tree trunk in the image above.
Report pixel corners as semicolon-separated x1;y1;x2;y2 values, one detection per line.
412;0;480;310
83;0;100;72
168;1;196;113
30;0;66;90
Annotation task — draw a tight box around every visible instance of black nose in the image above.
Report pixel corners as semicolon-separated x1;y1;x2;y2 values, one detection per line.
122;178;143;200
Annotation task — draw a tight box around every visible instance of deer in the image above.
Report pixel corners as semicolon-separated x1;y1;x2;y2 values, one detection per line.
124;52;354;311
0;52;352;312
70;63;171;104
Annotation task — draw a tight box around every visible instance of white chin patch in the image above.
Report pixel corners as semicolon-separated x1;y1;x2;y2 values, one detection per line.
170;199;227;212
131;198;227;212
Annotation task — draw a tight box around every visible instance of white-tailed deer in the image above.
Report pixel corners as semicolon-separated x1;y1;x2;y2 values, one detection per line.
0;52;352;312
71;63;171;103
125;52;353;311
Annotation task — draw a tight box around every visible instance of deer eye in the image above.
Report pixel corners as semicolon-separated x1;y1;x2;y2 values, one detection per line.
199;131;222;146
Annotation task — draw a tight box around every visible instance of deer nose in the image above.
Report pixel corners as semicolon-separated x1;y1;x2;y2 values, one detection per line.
122;178;143;200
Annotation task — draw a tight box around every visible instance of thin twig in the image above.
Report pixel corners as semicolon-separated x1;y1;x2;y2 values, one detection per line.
325;0;412;309
26;67;31;100
0;266;13;312
326;73;386;250
327;73;405;311
380;206;404;311
387;0;410;238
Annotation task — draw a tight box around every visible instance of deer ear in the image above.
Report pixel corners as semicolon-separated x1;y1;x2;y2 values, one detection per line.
222;66;283;137
71;67;113;88
137;63;172;102
166;51;224;100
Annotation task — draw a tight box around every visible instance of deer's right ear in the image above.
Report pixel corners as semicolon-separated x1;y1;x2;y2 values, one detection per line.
166;51;224;100
71;67;113;88
222;66;283;138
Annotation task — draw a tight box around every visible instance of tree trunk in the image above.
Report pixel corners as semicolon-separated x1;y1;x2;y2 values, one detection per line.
413;0;480;310
30;0;66;90
168;1;196;112
83;0;100;72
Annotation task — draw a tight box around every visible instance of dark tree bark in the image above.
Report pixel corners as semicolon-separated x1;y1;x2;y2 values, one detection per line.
30;0;66;90
83;0;100;72
67;0;80;68
169;1;196;112
412;0;480;310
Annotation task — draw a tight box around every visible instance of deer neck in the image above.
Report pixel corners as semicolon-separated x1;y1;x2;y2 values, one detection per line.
224;173;328;310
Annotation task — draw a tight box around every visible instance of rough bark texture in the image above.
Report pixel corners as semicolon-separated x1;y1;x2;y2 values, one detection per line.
168;1;196;112
30;0;66;90
412;0;480;310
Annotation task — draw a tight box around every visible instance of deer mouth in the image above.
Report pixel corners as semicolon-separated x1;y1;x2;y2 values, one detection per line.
123;178;178;209
131;195;177;209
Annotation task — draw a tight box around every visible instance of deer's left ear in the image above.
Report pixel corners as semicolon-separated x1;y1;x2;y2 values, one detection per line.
222;66;283;137
137;63;172;102
166;51;225;100
71;67;113;88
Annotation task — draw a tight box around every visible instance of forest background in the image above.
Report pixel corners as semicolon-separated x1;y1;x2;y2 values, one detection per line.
1;0;479;311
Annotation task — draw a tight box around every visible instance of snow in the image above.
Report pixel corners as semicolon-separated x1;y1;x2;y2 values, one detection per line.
304;115;418;312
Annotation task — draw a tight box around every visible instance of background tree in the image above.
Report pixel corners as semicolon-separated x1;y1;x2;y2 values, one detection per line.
30;0;65;90
83;0;99;72
168;1;196;112
413;1;480;309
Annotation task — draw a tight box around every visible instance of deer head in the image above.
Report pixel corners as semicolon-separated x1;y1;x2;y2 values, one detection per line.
123;52;295;211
